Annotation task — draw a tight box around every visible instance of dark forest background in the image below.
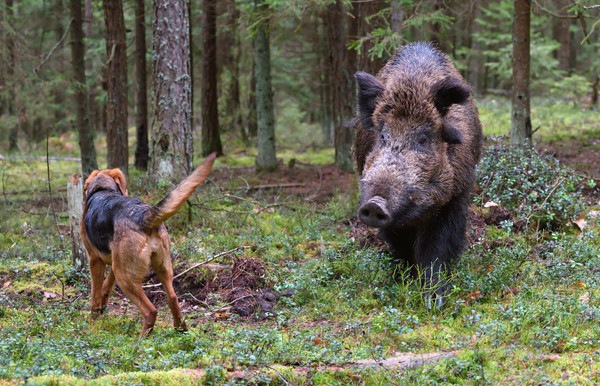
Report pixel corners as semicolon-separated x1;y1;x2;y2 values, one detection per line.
0;0;598;175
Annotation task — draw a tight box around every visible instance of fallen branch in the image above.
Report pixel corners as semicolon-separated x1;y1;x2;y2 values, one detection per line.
250;183;305;190
143;246;251;289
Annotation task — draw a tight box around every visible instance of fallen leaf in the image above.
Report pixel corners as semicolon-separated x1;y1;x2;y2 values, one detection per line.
313;337;328;346
572;214;587;231
2;281;11;289
573;280;587;289
214;312;230;320
539;354;561;361
579;292;590;304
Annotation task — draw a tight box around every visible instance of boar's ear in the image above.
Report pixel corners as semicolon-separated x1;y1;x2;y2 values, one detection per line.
355;71;384;128
442;123;463;145
432;77;470;116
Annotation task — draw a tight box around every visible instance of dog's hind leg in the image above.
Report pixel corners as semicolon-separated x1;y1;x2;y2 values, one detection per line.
113;270;158;336
90;256;108;317
154;263;188;332
101;268;116;309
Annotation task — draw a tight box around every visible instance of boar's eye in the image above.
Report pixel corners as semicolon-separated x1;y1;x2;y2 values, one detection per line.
379;127;389;145
416;133;430;151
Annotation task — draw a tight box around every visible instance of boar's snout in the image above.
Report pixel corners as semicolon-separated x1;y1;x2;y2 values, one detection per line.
358;196;391;228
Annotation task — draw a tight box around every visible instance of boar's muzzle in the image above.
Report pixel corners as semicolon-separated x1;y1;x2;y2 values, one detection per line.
358;196;391;228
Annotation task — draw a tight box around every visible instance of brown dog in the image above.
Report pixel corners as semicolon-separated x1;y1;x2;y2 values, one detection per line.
81;154;216;335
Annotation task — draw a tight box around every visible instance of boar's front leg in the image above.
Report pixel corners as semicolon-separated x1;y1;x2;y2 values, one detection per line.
414;195;469;309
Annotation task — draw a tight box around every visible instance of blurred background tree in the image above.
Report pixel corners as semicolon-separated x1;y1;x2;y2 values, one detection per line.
0;0;598;172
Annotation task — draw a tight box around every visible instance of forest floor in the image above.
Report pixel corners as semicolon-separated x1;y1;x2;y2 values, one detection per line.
0;101;599;385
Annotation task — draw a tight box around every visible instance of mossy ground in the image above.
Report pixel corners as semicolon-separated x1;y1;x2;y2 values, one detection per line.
0;98;599;384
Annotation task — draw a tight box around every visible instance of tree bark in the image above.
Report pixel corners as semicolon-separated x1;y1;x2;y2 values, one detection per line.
247;58;258;139
6;0;18;152
222;0;245;142
326;0;354;172
511;0;532;147
67;175;87;270
390;0;404;40
103;0;129;172
150;0;194;181
555;0;572;73
201;0;223;156
133;0;149;170
467;1;484;94
254;2;277;172
70;0;98;176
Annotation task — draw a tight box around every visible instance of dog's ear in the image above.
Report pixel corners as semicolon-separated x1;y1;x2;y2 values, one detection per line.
83;170;100;194
108;169;128;196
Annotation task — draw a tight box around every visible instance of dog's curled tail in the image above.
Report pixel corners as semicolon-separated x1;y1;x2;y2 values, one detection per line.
143;153;217;230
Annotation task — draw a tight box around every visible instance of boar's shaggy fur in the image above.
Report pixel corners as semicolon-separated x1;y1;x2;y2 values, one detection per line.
354;42;482;308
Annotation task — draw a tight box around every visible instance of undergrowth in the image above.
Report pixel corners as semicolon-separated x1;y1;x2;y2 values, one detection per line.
0;119;599;384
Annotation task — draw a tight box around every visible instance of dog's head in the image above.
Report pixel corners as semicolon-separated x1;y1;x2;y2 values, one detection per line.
84;169;128;201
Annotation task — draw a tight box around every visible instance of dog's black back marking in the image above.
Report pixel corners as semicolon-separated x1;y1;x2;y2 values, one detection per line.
84;191;150;254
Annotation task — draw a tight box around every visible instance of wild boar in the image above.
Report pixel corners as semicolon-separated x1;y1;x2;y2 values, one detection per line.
354;42;483;308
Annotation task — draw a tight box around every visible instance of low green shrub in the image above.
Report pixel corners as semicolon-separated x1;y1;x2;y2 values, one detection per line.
476;139;585;229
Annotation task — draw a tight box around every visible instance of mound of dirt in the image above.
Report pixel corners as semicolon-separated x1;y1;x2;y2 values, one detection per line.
145;256;278;321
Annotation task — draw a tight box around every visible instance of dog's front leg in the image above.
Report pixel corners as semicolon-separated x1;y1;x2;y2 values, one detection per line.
89;256;107;317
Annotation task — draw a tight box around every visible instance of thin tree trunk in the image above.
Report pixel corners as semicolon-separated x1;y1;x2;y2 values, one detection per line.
223;1;245;142
326;0;354;172
318;17;333;145
390;0;404;40
70;0;98;176
510;0;532;147
150;0;193;181
201;0;223;156
254;2;277;172
53;0;67;131
103;0;129;172
247;58;258;139
6;0;18;152
468;1;483;94
134;0;149;170
556;0;572;73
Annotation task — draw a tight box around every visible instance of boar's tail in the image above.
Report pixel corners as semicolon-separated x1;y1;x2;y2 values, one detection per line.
142;153;217;230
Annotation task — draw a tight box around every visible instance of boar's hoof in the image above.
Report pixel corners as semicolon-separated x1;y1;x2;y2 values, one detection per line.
424;287;448;310
358;196;391;228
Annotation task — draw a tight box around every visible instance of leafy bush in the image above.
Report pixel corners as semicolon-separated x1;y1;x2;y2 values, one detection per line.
476;140;585;229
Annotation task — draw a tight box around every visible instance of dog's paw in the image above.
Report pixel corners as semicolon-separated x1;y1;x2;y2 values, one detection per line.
175;320;188;333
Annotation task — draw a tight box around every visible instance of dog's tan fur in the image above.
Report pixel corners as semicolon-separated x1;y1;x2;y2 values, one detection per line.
81;154;216;335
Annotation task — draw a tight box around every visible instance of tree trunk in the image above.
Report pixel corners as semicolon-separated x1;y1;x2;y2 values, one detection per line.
467;2;484;94
6;0;18;152
53;0;67;131
318;18;333;145
253;2;277;172
67;175;87;270
70;0;98;176
150;0;194;181
201;0;223;156
103;0;129;172
592;75;599;107
555;0;572;73
390;0;404;40
510;0;532;147
326;0;354;172
247;58;258;139
133;0;149;170
222;1;245;142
